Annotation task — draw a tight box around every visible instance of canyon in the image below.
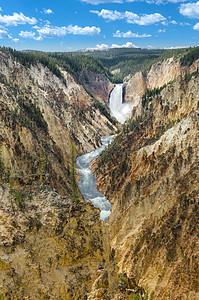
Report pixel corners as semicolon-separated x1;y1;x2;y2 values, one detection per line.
0;49;118;299
0;48;198;299
94;57;199;299
123;56;199;110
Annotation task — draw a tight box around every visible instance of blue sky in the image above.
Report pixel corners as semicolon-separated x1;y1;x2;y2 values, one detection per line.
0;0;198;51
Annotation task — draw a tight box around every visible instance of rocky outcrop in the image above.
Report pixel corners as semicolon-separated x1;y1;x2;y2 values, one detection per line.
0;50;120;298
78;69;114;103
87;264;147;299
1;48;198;299
94;70;199;299
124;56;199;112
0;182;116;299
123;72;146;107
87;264;110;299
0;51;116;155
147;56;181;89
0;50;117;195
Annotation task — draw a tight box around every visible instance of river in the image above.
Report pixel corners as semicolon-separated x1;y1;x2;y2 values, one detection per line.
76;84;133;221
76;135;114;222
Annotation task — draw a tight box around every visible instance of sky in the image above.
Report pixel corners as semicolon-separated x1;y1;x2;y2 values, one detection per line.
0;0;198;51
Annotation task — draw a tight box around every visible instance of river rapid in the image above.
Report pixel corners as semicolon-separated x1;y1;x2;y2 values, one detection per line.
76;84;133;221
76;135;114;222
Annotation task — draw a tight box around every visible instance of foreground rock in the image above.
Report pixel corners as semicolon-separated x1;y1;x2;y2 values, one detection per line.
0;182;116;299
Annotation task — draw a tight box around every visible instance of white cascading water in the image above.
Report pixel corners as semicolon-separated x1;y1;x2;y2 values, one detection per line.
109;84;133;124
76;84;133;222
76;136;114;222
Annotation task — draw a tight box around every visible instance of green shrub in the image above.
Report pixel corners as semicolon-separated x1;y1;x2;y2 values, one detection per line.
142;85;167;109
180;46;199;67
122;115;143;134
14;191;25;209
0;47;64;83
133;294;141;300
93;99;117;125
12;98;48;133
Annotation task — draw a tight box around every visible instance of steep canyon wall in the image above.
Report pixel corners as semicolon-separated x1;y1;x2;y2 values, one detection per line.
124;56;199;111
94;66;199;299
0;51;119;299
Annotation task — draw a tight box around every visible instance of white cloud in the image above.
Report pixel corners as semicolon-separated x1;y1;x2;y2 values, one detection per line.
111;42;139;48
158;28;166;32
12;38;19;42
179;22;191;26
158;0;187;2
38;19;51;25
170;20;177;24
19;31;36;38
34;36;43;41
87;43;109;50
113;29;151;37
0;12;37;27
0;29;20;42
43;8;54;15
167;0;186;2
161;21;167;26
163;46;189;49
66;24;101;35
193;22;199;30
19;30;43;40
0;28;19;41
91;9;123;21
97;43;109;49
180;1;199;19
160;19;190;26
0;29;10;38
36;25;101;38
128;13;166;25
141;0;186;2
0;7;2;12
87;41;138;51
91;9;166;25
37;26;67;38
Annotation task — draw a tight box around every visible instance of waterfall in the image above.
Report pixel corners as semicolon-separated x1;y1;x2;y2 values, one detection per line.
76;85;133;222
109;84;133;124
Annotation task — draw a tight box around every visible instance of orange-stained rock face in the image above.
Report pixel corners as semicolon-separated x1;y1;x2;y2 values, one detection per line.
0;49;199;300
123;57;199;117
0;51;118;299
0;51;117;194
124;71;147;106
94;71;199;299
0;183;117;300
78;69;114;103
147;57;181;89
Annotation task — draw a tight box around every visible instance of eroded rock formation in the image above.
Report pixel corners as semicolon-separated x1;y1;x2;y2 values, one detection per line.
78;69;114;103
1;48;199;300
0;50;118;299
0;50;117;195
94;68;199;299
124;56;199;113
0;183;115;299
